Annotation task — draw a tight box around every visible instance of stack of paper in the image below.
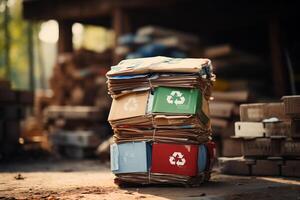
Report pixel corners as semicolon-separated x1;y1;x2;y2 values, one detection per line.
106;56;214;99
107;56;215;186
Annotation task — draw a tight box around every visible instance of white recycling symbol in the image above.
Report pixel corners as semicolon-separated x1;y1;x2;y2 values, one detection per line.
124;97;138;111
169;152;186;167
166;91;185;105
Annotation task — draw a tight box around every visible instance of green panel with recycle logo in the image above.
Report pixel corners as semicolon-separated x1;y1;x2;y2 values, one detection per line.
152;87;201;115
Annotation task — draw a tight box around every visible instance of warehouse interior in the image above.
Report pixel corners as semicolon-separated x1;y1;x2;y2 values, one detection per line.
1;0;300;199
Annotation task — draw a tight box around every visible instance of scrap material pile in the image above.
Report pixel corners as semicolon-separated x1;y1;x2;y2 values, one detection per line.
210;90;250;157
204;44;266;157
50;49;111;107
45;49;113;158
44;106;111;159
219;96;300;177
0;79;34;157
115;26;200;60
107;56;216;186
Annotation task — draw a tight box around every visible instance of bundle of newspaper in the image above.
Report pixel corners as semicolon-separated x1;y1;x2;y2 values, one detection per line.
106;56;214;99
107;56;215;186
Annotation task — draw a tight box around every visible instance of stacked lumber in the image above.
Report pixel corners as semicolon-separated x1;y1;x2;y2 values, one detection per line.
45;49;113;158
49;48;112;107
219;96;300;177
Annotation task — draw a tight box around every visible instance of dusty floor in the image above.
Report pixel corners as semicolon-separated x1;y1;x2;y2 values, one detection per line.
0;159;300;200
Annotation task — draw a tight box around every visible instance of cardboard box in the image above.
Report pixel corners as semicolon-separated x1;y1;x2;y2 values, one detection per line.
198;144;207;172
252;160;282;176
109;88;210;130
264;121;291;137
107;56;211;76
291;119;300;138
222;138;243;157
108;91;149;121
281;160;300;177
218;157;252;175
242;138;282;157
212;91;249;103
209;101;235;118
281;96;300;117
240;103;286;122
151;143;198;176
235;122;265;137
281;140;300;157
110;141;151;174
152;87;200;115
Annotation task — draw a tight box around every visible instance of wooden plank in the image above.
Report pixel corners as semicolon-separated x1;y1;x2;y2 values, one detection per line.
269;16;286;97
252;159;282;176
58;21;73;53
112;7;131;64
22;0;176;21
23;0;112;20
218;157;253;176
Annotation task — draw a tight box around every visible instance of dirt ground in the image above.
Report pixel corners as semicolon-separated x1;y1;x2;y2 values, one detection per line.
0;159;300;200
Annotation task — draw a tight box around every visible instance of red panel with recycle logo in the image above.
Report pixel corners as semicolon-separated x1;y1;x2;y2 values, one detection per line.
151;143;198;176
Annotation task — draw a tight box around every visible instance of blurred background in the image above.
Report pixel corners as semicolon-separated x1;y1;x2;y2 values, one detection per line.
0;0;299;160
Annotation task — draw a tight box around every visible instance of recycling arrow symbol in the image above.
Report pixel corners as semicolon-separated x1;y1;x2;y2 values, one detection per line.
169;152;186;167
166;91;185;105
124;97;138;111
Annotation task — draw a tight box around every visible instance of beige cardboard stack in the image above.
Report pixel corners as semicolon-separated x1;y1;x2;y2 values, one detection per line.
107;57;214;145
107;56;215;186
219;96;300;177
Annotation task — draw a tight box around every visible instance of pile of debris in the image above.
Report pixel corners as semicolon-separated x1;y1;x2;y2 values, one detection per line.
115;26;200;60
107;56;216;186
45;49;113;158
44;106;111;159
219;96;300;177
49;49;112;107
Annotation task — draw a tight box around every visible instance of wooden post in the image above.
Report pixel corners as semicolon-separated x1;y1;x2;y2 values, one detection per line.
112;7;131;64
269;16;286;97
4;0;11;80
27;22;35;91
58;20;73;53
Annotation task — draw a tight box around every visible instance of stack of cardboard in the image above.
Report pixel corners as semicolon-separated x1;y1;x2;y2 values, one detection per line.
0;79;34;158
107;56;216;186
115;26;200;61
219;96;300;177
